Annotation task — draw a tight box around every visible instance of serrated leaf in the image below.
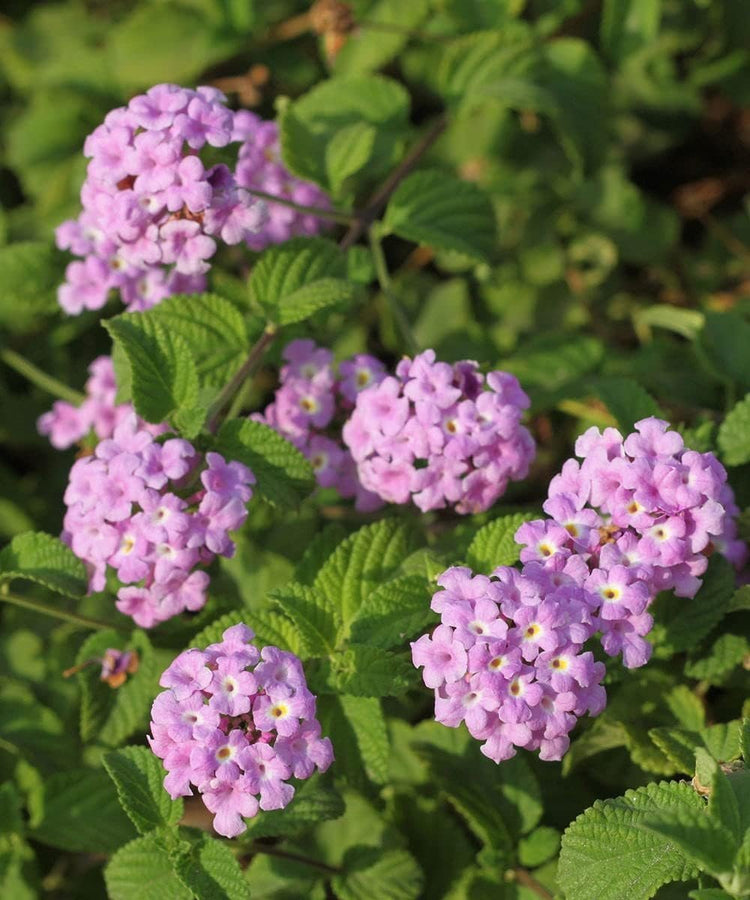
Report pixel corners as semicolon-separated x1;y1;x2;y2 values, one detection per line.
348;575;436;650
382;170;497;262
174;834;251;900
279;75;410;190
695;749;742;844
591;376;664;432
718;393;750;467
0;531;87;598
314;519;418;630
437;28;534;101
651;556;735;656
558;781;704;900
339;695;390;785
105;832;192;900
104;314;199;425
466;512;532;573
326;123;377;192
503;334;604;388
268;582;340;653
240;776;344;840
321;645;415;697
103;746;183;835
636;804;737;876
214;418;315;508
278;277;359;326
332;846;423;900
31;768;136;853
685;632;749;682
648;728;702;774
295;524;348;586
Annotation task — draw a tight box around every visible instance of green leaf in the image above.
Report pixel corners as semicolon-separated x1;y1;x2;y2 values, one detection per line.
295;524;348;586
558;781;704;900
466;512;532;573
103;746;183;835
666;685;705;732
651;556;735;656
518;826;561;868
326;123;377;193
636;804;737;876
248;237;356;325
348;575;436;650
382;170;497;262
700;312;750;394
689;890;734;900
695;749;741;844
279;75;410;190
146;293;252;387
685;632;749;682
104;314;199;426
0;531;88;598
437;28;534;101
174;834;251;900
320;645;415;698
314;520;418;631
31;768;137;853
503;334;604;388
339;695;390;785
648;728;702;774
591;376;663;432
333;0;430;76
214;418;315;508
268;582;340;654
105;832;192;900
332;846;423;900
718;393;750;467
600;0;662;62
240;776;344;840
0;242;65;331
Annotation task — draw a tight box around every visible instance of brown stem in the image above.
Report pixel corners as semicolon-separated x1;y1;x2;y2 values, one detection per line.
243;188;356;225
512;868;553;900
339;114;448;250
206;326;278;433
248;844;341;875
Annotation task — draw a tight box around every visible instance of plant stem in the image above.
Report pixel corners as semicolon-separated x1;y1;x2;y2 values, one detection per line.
340;114;448;250
512;868;553;900
0;590;125;632
368;226;418;354
250;844;341;875
206;326;278;433
0;348;85;405
243;188;356;226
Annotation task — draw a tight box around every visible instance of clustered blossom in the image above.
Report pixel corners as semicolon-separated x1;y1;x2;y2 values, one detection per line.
515;417;747;668
55;83;267;314
233;112;331;250
343;350;536;513
37;356;165;450
149;623;333;838
62;414;254;627
411;565;606;763
255;339;386;511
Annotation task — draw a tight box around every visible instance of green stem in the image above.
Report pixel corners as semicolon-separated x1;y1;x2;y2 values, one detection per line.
206;325;278;433
0;589;125;632
368;226;418;354
249;844;340;875
243;188;356;225
0;348;85;405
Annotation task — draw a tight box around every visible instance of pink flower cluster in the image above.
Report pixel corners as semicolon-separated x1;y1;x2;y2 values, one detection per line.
37;356;164;450
233;112;331;250
149;623;333;838
411;565;606;763
56;83;267;314
62;414;254;627
343;351;536;513
515;418;747;668
255;339;386;511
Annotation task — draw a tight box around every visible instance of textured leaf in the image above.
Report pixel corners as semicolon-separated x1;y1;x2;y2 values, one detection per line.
382;170;497;262
0;531;87;598
268;582;340;653
718;393;750;466
240;776;344;840
558;781;704;900
466;513;533;573
636;803;737;875
314;519;418;630
339;695;390;785
103;746;183;835
348;575;436;650
321;645;415;698
651;556;735;656
105;832;192;900
332;846;423;900
31;768;136;853
104;314;199;425
685;632;749;682
174;834;251;900
326;123;377;192
214;418;315;508
294;523;348;586
695;749;742;844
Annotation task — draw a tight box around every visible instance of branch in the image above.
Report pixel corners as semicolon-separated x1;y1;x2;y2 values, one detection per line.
249;844;341;875
1;348;86;405
512;868;554;900
0;589;126;632
243;188;356;226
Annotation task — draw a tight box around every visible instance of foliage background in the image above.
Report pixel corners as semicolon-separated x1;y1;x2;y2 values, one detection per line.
0;1;748;898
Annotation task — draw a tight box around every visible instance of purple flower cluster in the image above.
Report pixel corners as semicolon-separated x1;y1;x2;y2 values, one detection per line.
255;339;386;511
515;418;747;668
62;414;254;627
149;623;333;838
343;351;536;513
55;83;267;314
37;356;165;450
411;565;606;763
233;112;331;250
